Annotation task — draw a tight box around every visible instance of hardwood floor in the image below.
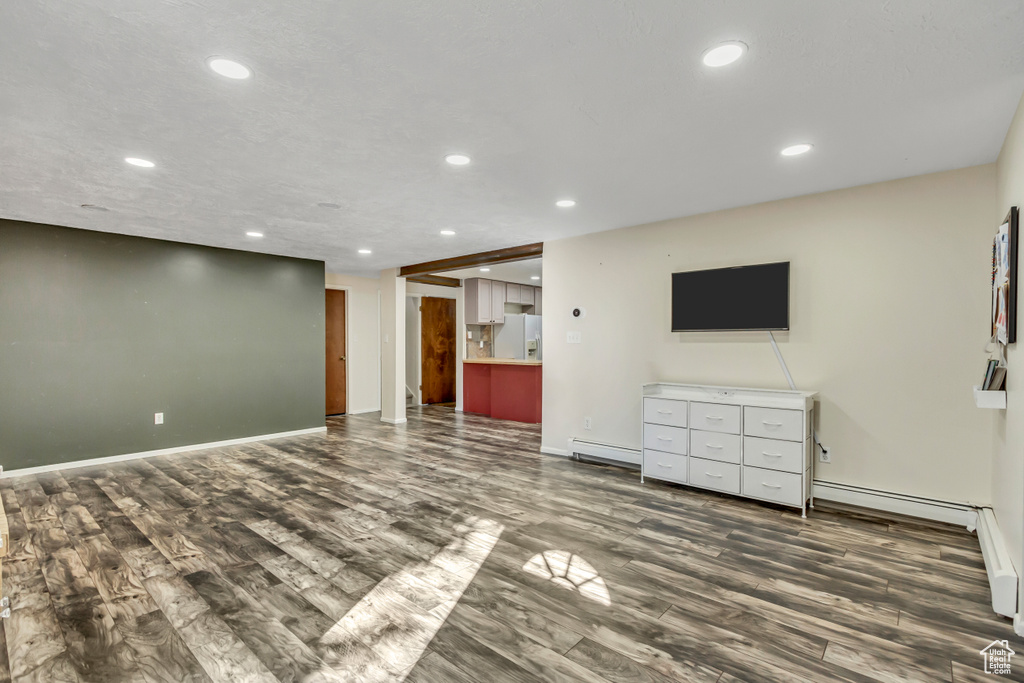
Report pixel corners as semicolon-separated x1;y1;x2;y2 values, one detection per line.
1;406;1019;682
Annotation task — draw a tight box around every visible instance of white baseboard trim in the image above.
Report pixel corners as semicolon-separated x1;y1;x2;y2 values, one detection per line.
976;507;1019;618
345;408;381;415
567;438;642;467
3;426;328;479
1014;611;1024;637
380;417;408;425
812;480;978;528
540;446;569;457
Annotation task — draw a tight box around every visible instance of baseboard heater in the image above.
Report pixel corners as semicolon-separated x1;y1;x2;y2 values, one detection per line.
812;480;978;528
976;507;1019;619
566;438;641;468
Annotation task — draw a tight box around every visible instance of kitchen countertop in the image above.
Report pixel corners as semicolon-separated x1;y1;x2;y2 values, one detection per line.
463;358;542;366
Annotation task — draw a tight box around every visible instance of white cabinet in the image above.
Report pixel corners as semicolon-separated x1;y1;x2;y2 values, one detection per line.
642;424;687;455
465;278;508;324
490;281;506;324
690;402;741;434
464;278;492;325
642;450;687;485
689;430;741;464
641;383;817;516
643;397;687;428
465;278;540;324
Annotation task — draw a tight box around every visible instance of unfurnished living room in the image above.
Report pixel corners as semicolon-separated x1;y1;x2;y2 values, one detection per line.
3;2;1024;682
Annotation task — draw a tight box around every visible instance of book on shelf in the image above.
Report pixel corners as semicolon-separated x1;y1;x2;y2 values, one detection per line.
983;359;998;390
989;366;1007;392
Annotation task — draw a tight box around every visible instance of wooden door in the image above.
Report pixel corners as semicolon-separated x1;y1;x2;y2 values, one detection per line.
325;289;347;415
421;296;456;404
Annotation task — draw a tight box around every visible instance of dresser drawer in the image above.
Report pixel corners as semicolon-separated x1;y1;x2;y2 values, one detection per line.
689;402;741;434
689;457;740;494
689;430;741;464
744;407;804;442
643;397;687;428
642;424;687;455
743;436;805;473
643;450;687;485
742;467;804;507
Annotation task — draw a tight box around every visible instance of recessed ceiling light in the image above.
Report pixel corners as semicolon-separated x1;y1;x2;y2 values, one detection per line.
80;204;109;211
556;199;576;208
317;202;341;209
358;249;372;255
781;143;814;156
445;154;471;166
207;57;252;80
125;157;155;168
480;268;490;272
531;276;540;280
246;231;263;238
440;230;456;236
702;41;746;67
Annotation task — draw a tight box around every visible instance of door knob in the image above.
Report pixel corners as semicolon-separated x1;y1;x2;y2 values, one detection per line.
339;356;346;361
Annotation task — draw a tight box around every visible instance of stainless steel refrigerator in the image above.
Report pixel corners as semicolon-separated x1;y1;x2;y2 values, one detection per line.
493;314;542;360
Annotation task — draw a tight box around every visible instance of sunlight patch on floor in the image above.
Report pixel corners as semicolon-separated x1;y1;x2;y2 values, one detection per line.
523;549;611;606
314;517;503;682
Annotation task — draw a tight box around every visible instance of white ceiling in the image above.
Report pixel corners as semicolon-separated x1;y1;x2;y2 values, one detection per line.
2;1;1023;277
441;258;543;286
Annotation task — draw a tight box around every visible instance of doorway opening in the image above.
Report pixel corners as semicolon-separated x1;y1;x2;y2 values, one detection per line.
408;295;456;406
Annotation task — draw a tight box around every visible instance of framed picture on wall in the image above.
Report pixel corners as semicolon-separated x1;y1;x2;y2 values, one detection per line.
992;206;1019;345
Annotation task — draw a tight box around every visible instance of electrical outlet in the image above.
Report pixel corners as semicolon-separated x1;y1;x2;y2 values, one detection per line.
819;446;831;463
584;417;592;430
154;412;164;425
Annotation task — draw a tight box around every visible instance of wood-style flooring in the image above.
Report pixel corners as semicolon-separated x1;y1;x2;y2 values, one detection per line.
0;406;1019;682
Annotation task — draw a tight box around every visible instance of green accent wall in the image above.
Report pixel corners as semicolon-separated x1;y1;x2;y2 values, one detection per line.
0;220;326;471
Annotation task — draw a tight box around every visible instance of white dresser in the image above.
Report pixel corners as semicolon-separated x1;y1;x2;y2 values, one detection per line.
641;383;817;516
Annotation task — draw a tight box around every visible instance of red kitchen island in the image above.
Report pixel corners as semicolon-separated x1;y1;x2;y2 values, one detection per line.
463;358;542;423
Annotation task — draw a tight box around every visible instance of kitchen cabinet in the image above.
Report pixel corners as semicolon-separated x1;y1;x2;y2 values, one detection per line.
506;284;521;304
465;278;492;324
465;278;541;324
490;280;506;324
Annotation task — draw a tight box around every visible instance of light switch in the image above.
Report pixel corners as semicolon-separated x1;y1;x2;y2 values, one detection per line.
567;331;582;344
154;412;164;425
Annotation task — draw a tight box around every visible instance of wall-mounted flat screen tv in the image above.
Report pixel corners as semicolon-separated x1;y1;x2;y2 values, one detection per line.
672;262;790;332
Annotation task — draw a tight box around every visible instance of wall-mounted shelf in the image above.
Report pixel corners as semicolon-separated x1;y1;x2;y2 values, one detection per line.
974;385;1007;409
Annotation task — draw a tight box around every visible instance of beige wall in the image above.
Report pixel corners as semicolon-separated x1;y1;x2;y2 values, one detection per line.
994;91;1024;585
325;272;381;414
542;164;996;505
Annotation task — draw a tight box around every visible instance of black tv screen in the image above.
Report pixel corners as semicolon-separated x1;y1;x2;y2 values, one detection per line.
672;262;789;332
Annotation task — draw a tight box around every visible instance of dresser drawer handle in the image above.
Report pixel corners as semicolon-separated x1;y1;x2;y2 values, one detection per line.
657;462;673;468
762;420;783;427
656;436;673;441
705;472;723;478
762;452;782;458
705;443;723;449
705;415;724;421
761;483;783;489
656;409;672;414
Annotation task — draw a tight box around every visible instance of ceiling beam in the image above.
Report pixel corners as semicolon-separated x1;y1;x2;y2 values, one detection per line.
399;242;543;277
406;274;462;288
